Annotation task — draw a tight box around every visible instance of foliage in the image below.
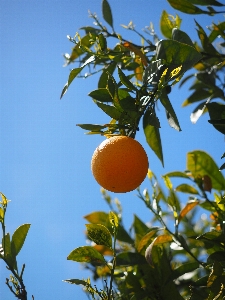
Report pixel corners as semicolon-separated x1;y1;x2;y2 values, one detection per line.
0;193;31;299
65;151;225;299
2;0;225;299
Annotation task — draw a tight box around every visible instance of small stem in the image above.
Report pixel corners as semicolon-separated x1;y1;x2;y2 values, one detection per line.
108;225;117;299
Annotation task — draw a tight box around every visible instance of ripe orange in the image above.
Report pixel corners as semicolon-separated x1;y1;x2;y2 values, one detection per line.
91;136;149;193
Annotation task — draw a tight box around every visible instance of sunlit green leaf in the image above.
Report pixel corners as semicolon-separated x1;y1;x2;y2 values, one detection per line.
163;171;191;179
195;21;219;55
86;224;112;248
0;207;4;223
175;184;199;194
162;175;173;189
84;211;108;225
160;10;181;39
11;224;31;257
143;109;164;166
156;39;202;74
178;200;199;223
68;34;96;63
187;150;225;190
102;0;114;29
109;211;118;228
67;246;106;264
137;229;160;253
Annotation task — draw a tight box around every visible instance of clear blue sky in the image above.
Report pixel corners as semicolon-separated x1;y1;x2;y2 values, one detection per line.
0;1;224;299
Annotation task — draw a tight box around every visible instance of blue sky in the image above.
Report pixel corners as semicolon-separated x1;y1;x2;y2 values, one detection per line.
0;1;224;299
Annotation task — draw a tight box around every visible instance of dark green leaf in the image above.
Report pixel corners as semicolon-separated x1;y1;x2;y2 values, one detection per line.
182;90;211;107
116;252;147;266
60;68;82;99
187;150;225;190
118;67;137;91
156;39;202;74
11;224;31;257
95;101;122;119
207;251;225;264
160;90;181;131
98;33;107;51
102;0;114;29
67;246;106;264
172;28;194;47
172;262;200;280
195;21;219;55
143;109;164;166
118;89;137;112
207;102;225;135
166;0;206;14
89;88;112;102
98;62;117;88
76;124;107;131
85;224;112;248
63;279;89;286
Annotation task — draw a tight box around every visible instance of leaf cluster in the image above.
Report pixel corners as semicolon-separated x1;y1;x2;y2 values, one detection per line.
65;151;225;299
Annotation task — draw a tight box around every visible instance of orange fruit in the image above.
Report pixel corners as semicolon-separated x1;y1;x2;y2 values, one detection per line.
91;136;149;193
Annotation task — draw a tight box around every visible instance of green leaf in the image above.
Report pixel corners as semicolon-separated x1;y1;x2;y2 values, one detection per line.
207;102;225;135
156;39;202;74
195;20;219;55
166;0;206;14
160;10;181;39
182;90;212;107
117;67;137;91
98;62;117;88
84;211;109;224
11;224;31;257
160;90;181;131
0;207;4;223
98;33;107;52
67;34;96;63
61;56;95;98
172;262;200;280
85;224;112;248
63;279;89;286
89;88;112;102
143;109;164;166
76;124;106;131
2;233;16;269
172;28;194;47
187;150;225;190
175;184;199;194
67;246;106;264
207;251;225;264
109;211;118;228
137;228;159;252
95;101;122;120
84;211;133;244
162;175;173;189
163;171;191;179
118;89;137;112
116;252;147;266
178;200;199;223
102;0;114;29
